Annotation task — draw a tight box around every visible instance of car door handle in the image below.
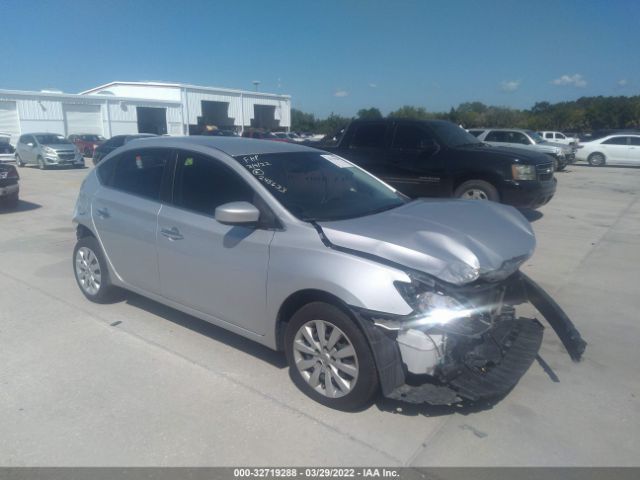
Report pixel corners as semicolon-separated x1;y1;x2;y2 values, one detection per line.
160;227;184;241
96;207;110;219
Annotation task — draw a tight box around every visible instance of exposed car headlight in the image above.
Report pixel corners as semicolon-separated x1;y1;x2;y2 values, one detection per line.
511;164;536;181
377;278;492;336
43;146;55;154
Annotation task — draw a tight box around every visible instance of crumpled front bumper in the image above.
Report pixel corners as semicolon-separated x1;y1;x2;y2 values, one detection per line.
350;271;586;405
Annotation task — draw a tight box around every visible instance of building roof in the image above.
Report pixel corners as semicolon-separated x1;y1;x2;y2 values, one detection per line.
80;81;291;99
0;87;181;104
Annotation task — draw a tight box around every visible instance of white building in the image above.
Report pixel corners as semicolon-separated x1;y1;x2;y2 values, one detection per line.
0;81;291;145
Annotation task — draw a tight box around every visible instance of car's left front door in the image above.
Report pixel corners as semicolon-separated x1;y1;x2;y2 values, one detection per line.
156;150;274;335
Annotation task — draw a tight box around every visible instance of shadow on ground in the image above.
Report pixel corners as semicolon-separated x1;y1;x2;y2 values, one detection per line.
120;291;288;369
0;200;42;214
518;208;544;222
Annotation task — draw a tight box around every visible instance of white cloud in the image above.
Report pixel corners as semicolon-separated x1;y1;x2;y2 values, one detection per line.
500;79;521;93
334;90;349;97
368;83;377;88
618;78;628;87
551;74;587;87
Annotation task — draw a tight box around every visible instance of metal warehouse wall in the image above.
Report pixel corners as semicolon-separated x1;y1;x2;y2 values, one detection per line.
184;89;291;129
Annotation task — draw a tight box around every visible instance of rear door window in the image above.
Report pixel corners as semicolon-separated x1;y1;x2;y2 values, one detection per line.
392;124;435;149
485;131;508;142
349;123;387;148
106;148;172;200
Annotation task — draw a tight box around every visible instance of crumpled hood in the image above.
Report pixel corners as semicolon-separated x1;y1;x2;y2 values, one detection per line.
318;199;536;285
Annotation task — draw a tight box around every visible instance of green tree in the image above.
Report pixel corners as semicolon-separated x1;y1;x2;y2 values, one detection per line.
388;105;433;120
357;107;383;120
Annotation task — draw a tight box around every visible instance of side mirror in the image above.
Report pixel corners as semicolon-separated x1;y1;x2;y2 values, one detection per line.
215;201;260;226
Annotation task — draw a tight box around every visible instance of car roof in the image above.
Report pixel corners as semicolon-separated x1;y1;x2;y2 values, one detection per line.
126;135;319;157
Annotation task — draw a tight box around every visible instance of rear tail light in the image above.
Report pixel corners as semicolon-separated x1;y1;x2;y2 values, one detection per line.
7;169;19;179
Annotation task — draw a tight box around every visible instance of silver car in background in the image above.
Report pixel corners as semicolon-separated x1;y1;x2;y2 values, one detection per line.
72;137;585;410
15;133;84;169
469;128;575;171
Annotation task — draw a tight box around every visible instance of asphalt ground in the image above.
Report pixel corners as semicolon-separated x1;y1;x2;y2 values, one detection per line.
0;161;638;466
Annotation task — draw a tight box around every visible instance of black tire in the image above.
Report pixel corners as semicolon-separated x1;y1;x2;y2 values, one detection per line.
72;236;118;303
284;302;379;410
37;156;47;170
556;159;567;171
15;154;25;167
2;192;19;209
454;179;500;202
588;152;606;167
84;147;93;157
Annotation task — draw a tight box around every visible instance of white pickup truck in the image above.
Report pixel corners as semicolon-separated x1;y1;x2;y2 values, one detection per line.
538;131;579;145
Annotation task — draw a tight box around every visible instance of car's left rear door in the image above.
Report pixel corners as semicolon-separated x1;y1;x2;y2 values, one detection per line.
156;149;274;335
91;147;173;294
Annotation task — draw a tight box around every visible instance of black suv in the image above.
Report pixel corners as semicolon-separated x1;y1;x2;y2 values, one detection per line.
320;119;557;209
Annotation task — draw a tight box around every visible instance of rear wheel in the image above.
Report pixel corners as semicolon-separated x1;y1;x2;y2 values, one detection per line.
84;147;93;157
285;302;378;410
2;192;19;209
454;179;500;202
73;236;118;303
588;152;606;166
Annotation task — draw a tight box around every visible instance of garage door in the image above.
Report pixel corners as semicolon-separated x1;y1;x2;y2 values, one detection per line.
63;104;103;135
0;101;20;144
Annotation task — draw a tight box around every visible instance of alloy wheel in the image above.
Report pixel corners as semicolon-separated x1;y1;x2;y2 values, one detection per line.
460;188;489;200
75;247;102;296
292;320;359;398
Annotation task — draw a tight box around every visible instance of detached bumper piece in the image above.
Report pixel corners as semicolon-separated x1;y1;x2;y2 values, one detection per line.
386;318;543;405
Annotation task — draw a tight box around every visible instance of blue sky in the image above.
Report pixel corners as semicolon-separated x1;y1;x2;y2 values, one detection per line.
2;0;639;117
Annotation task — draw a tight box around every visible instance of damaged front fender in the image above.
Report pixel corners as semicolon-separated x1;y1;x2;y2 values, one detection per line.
351;271;586;405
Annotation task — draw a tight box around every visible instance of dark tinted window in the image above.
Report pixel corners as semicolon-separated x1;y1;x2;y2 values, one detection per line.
349;123;387;148
485;131;509;142
104;136;125;148
511;132;530;145
173;151;254;216
109;148;171;200
629;137;640;146
392;124;434;149
545;133;553;139
602;137;628;145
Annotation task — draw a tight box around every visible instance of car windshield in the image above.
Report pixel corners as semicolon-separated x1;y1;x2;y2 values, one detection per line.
35;134;70;145
428;121;482;147
233;151;407;221
527;131;546;144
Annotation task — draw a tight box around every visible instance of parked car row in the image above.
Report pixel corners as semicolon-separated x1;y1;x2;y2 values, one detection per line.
468;128;575;171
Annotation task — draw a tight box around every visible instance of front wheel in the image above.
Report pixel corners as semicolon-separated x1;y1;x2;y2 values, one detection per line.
37;156;47;170
454;179;500;202
73;236;118;303
15;154;25;167
588;152;606;166
285;302;378;410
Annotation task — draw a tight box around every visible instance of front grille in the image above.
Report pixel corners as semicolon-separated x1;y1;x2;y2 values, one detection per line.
58;153;75;160
536;162;554;180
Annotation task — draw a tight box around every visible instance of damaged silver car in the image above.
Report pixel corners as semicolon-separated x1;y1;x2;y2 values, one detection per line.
72;137;586;410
